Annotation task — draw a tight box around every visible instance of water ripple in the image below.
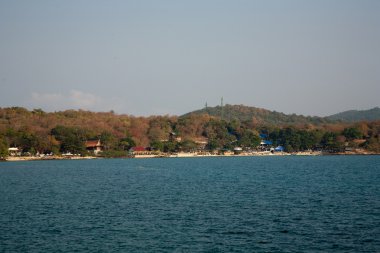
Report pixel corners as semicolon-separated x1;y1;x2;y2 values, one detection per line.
0;156;379;252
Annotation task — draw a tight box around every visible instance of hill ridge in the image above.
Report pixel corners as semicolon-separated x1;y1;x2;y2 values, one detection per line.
183;104;380;124
182;104;329;125
327;107;380;122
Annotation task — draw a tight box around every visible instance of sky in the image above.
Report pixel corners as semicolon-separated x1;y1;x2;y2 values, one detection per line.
0;0;379;116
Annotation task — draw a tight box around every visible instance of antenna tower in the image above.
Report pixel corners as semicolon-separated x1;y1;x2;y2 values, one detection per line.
221;97;224;120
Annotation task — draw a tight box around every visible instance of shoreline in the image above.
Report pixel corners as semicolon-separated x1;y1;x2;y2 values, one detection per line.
4;156;97;162
3;151;379;161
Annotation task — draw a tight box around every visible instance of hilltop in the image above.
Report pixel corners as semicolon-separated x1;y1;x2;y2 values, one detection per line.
183;104;380;124
327;107;380;122
182;104;330;126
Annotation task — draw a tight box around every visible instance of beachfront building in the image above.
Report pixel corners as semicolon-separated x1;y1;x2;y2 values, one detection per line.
193;137;208;150
169;132;182;142
129;146;157;157
85;140;103;155
8;147;20;156
130;146;146;154
233;147;243;154
130;146;151;155
259;133;273;151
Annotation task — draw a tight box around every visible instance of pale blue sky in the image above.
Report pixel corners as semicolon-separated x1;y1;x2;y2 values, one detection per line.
0;0;379;116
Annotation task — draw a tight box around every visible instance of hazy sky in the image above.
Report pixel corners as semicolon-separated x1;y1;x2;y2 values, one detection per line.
0;0;379;116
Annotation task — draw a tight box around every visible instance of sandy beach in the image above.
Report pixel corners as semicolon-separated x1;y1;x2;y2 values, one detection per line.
4;149;379;162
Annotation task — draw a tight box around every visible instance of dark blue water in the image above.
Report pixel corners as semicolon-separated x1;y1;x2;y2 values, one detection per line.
0;156;379;252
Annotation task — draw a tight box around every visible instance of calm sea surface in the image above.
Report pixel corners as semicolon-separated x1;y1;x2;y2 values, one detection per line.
0;156;379;252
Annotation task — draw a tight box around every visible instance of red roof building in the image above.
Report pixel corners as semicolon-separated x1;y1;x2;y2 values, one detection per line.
85;140;103;155
130;146;146;152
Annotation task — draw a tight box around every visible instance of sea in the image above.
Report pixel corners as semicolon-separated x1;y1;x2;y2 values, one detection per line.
0;156;379;252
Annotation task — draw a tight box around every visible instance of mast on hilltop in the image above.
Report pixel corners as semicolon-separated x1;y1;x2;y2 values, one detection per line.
221;97;224;120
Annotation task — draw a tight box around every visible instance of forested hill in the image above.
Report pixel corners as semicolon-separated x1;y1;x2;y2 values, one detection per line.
182;104;330;125
327;107;380;122
1;106;380;156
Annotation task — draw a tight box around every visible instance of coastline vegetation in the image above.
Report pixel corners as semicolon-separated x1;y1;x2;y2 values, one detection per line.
0;106;379;159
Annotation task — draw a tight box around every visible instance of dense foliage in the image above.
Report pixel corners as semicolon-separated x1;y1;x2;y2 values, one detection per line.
0;106;379;157
184;104;331;125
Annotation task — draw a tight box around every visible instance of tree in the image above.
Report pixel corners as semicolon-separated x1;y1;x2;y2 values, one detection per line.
364;136;380;152
32;108;45;115
321;132;343;152
203;119;236;150
17;132;39;155
150;140;164;151
342;127;362;141
178;139;198;152
100;131;117;150
51;126;87;154
299;130;319;150
206;138;219;151
60;134;86;154
118;137;136;151
238;130;260;148
163;141;177;153
0;136;8;159
147;116;173;142
284;128;302;151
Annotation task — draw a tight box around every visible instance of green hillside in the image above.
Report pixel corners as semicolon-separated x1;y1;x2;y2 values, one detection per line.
327;107;380;122
182;104;330;125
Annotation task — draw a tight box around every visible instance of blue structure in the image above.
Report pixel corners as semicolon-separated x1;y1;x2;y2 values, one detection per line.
274;146;285;152
261;140;273;145
259;133;273;151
